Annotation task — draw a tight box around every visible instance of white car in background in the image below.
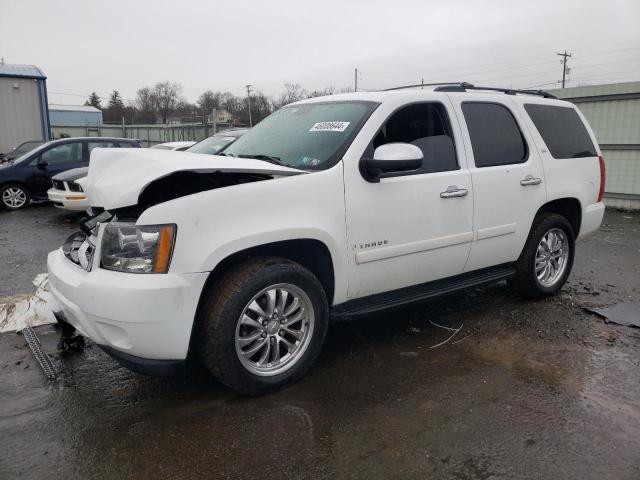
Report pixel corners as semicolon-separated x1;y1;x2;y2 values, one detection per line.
150;141;196;151
48;168;90;211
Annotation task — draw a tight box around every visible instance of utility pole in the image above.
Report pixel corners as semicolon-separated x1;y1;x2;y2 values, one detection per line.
557;50;572;88
421;77;424;89
354;68;358;92
245;84;253;127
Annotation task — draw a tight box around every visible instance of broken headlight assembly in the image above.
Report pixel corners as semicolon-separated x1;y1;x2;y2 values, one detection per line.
100;223;176;274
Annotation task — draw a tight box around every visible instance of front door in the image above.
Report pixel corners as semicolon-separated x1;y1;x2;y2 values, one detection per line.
26;141;84;196
343;99;474;300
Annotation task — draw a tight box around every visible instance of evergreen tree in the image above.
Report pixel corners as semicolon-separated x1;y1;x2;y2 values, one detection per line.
84;92;102;109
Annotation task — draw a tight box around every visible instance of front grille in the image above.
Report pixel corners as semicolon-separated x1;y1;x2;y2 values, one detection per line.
52;179;65;191
68;182;83;192
63;231;95;271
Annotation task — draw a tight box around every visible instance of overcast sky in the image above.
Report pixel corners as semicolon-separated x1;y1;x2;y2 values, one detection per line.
1;0;639;106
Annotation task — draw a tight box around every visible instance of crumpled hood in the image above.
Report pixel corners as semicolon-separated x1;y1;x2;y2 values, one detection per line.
87;148;305;210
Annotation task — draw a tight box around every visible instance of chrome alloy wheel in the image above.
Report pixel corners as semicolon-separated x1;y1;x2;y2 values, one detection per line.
2;187;27;208
535;227;569;288
235;283;314;376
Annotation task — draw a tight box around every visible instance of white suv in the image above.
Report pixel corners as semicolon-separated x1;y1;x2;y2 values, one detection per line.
48;84;605;394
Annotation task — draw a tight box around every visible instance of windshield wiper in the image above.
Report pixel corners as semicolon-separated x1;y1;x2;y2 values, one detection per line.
237;154;287;166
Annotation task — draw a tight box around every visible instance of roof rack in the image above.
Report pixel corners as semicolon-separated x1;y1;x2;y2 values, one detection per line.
383;82;557;99
383;82;472;91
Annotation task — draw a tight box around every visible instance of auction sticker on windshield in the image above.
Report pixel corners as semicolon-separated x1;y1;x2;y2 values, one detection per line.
309;121;350;132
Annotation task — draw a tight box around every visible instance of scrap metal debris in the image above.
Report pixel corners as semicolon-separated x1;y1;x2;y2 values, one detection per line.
585;302;640;328
21;326;58;380
429;320;464;349
0;273;56;333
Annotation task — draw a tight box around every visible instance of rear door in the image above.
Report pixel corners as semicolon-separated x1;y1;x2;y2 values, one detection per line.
450;95;547;271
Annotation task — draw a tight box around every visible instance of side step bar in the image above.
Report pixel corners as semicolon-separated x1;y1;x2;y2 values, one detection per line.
332;264;515;318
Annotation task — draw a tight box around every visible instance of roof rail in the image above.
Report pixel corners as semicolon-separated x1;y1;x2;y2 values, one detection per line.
382;82;556;99
433;84;557;99
383;82;473;91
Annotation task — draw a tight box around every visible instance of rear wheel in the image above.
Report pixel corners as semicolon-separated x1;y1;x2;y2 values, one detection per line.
197;257;329;395
0;183;30;210
509;213;575;298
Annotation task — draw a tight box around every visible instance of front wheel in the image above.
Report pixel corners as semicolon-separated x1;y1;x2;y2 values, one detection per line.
508;213;575;298
0;183;30;210
196;257;329;395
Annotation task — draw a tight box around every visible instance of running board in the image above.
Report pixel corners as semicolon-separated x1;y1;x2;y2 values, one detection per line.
332;264;515;318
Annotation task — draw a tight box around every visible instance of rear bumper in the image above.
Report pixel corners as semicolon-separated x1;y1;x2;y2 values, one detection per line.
47;188;88;211
47;248;208;361
578;202;605;240
99;344;186;376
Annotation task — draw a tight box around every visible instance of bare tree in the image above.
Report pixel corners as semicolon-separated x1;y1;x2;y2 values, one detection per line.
197;90;224;115
275;83;308;108
135;87;156;123
151;81;183;124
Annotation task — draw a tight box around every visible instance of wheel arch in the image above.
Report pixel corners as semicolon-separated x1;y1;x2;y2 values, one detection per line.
202;238;336;305
535;197;582;237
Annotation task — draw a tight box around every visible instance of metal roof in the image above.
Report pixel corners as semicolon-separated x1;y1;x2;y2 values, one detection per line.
0;63;46;79
548;80;640;99
49;104;101;113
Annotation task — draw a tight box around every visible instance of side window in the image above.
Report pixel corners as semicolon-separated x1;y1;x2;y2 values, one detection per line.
87;141;117;155
524;104;596;159
39;143;83;166
462;102;527;167
367;102;458;175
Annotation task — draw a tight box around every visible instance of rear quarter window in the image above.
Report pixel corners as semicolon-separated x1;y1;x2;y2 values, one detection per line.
524;104;597;159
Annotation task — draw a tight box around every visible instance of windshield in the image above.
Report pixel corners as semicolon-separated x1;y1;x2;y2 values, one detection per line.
11;141;53;164
223;101;375;169
186;136;237;155
13;141;45;155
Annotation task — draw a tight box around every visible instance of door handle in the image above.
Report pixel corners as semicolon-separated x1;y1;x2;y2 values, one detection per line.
520;175;542;186
440;186;469;198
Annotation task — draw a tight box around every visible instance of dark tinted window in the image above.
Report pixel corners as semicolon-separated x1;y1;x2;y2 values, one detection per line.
462;102;527;167
368;102;458;174
524;104;596;158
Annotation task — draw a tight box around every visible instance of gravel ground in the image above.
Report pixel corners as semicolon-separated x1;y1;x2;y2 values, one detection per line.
1;206;639;479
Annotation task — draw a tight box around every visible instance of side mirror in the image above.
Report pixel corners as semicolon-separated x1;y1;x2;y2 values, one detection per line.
360;143;423;183
37;157;48;168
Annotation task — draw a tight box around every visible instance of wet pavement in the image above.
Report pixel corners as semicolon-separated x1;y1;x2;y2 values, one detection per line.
1;206;639;479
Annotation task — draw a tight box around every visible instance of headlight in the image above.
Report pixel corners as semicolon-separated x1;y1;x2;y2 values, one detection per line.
101;223;176;274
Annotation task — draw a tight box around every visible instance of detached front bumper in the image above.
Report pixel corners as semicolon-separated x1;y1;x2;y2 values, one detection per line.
47;187;88;211
47;248;208;365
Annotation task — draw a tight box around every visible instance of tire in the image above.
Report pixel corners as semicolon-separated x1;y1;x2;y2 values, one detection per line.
196;257;329;395
508;213;575;299
0;183;31;210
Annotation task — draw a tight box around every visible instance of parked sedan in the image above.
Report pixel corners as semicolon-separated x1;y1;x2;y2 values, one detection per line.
150;141;196;151
0;137;141;210
185;128;248;155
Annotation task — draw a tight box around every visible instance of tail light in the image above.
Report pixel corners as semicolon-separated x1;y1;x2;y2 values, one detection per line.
597;155;606;203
